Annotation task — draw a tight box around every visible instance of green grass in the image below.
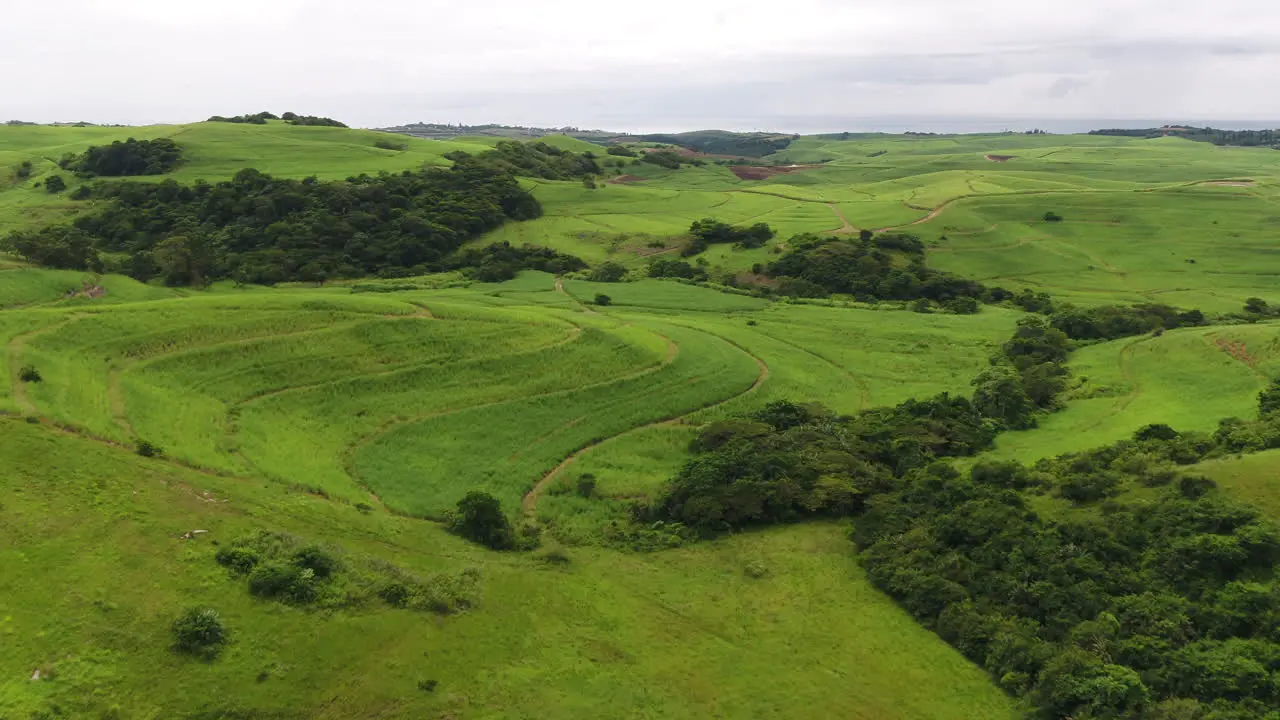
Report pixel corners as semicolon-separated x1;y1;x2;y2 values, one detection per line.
0;416;1018;720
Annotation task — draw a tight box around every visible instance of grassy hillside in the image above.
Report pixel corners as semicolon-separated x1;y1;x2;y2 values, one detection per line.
0;268;1020;719
0;121;495;236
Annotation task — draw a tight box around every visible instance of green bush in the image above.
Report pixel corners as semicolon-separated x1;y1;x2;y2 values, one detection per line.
18;365;41;383
576;473;597;498
136;440;162;458
292;545;339;579
171;607;227;658
248;562;317;604
593;293;612;306
373;138;408;151
215;547;260;574
44;175;66;194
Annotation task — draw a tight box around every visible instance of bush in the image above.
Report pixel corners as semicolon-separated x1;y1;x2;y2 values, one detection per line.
18;365;41;383
15;160;32;179
292;545;339;579
373;138;408;151
448;491;515;550
1043;211;1064;222
576;474;597;498
606;145;637;157
248;562;318;604
594;293;612;306
171;608;227;658
588;262;627;282
136;440;162;457
215;547;260;574
44;175;66;194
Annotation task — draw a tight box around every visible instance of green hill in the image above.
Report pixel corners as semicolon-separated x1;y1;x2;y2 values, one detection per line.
9;120;1280;717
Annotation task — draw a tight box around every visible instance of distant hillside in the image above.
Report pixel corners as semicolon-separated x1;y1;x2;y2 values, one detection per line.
378;124;797;158
1090;125;1280;148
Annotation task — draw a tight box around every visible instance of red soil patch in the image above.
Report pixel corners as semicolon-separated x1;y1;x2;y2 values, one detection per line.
608;174;646;184
986;154;1016;162
1215;338;1258;367
729;164;821;181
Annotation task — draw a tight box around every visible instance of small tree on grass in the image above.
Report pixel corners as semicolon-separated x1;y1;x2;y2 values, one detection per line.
171;607;227;658
18;365;41;383
1245;297;1270;315
44;175;67;194
594;293;612;306
136;440;162;457
449;491;515;550
1043;211;1063;222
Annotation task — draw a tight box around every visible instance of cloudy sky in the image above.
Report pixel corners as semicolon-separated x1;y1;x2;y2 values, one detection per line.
4;0;1279;132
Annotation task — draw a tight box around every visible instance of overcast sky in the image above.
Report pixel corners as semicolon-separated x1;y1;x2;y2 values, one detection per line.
4;0;1279;132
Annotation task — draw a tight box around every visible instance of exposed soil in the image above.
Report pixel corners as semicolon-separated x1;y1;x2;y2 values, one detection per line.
608;174;646;184
66;283;107;300
729;164;821;181
985;154;1016;162
1215;337;1258;367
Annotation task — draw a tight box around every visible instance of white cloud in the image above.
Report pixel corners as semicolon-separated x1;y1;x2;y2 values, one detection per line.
2;0;1278;129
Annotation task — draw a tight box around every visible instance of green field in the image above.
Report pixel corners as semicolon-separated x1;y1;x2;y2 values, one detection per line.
9;120;1280;717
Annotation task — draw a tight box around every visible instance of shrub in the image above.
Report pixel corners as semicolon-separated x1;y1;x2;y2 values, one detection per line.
292;545;339;579
576;474;597;498
136;440;162;457
18;365;41;383
607;145;637;157
248;562;317;604
448;491;515;550
417;679;439;692
215;547;260;574
1043;211;1064;222
15;160;32;179
589;262;627;282
594;293;612;306
44;175;66;194
373;138;408;151
171;607;227;658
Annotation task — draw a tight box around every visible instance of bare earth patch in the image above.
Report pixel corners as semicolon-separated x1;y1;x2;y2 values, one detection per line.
729;164;821;181
985;154;1016;162
1215;337;1258;367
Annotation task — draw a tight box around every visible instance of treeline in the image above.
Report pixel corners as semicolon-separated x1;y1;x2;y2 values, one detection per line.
58;137;182;177
646;328;1280;715
446;140;600;181
206;111;348;128
633;131;796;158
683;218;774;256
3;156;558;285
759;230;987;308
1090;126;1280;149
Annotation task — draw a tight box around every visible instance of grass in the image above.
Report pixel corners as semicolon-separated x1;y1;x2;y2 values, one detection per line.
0;415;1018;720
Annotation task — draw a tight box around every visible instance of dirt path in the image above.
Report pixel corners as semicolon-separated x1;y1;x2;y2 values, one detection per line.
826;203;858;234
521;330;770;518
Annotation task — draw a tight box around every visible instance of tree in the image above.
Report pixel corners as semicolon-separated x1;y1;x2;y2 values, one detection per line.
588;262;627;282
972;364;1036;429
606;145;637;157
1244;297;1269;315
1043;211;1064;222
1259;380;1280;417
594;293;612;306
449;491;515;550
44;175;66;193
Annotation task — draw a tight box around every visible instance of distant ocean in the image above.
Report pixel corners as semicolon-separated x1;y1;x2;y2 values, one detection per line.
739;116;1280;135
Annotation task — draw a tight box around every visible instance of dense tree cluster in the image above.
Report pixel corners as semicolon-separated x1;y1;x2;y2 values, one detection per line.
3;155;559;285
635;131;795;158
207;111;278;124
762;231;986;305
58;137;183;177
281;112;348;128
639;149;687;170
648;258;708;281
448;242;586;282
683;218;775;256
606;145;638;157
445;140;600;181
859;402;1280;718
